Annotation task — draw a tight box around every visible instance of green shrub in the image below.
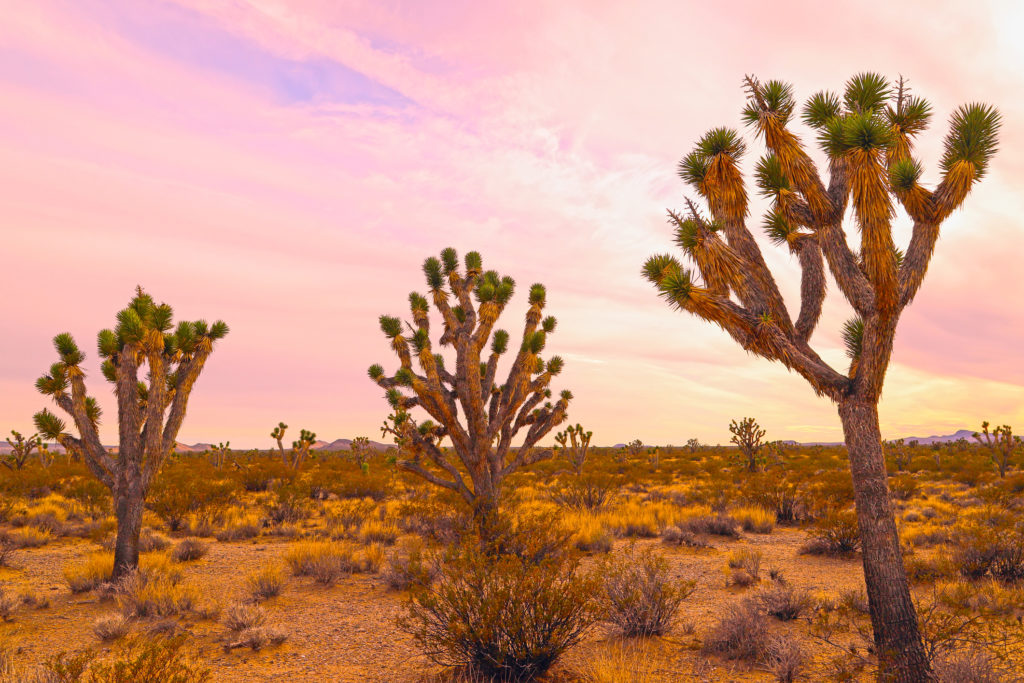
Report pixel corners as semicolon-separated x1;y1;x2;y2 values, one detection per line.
399;542;596;680
598;545;694;636
799;510;860;556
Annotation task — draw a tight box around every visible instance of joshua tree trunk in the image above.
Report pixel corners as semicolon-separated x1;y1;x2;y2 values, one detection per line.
112;479;145;580
839;398;930;680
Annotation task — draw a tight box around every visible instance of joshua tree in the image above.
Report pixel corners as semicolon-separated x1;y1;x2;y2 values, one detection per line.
37;443;55;468
286;429;317;471
348;436;372;470
371;248;571;532
2;430;42;470
625;439;644;457
643;73;999;680
271;422;288;460
973;421;1019;478
646;445;661;468
728;417;766;471
555;423;592;475
685;437;702;453
210;441;231;469
33;287;227;579
885;438;909;472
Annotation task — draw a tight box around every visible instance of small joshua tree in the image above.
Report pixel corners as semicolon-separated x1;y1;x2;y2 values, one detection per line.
271;422;288;460
37;442;55;468
685;437;702;453
555;424;592;475
729;417;766;471
210;441;231;469
973;422;1019;478
885;438;909;473
371;248;571;532
2;430;42;470
287;429;316;471
34;287;227;579
350;436;372;469
644;73;999;680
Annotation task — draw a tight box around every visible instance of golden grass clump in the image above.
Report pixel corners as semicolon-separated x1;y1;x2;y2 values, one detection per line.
245;564;286;602
64;552;115;593
729;505;776;534
284;540;362;584
358;520;399;546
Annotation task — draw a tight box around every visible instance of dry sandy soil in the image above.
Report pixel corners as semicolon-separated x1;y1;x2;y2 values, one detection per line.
1;526;872;682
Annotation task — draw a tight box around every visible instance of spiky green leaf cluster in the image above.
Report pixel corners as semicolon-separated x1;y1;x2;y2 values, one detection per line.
742;80;795;126
754;155;790;198
844;73;890;113
940;103;1001;179
802;91;842;129
887;95;932;137
842;318;865;360
889;158;923;192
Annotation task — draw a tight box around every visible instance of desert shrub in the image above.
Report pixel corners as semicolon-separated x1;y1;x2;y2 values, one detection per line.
764;634;806;683
171;538;209;563
660;525;710;548
905;525;951;548
889;474;920;501
753;585;810;621
568;517;614;553
730;506;775;534
222;602;266;631
905;555;956;584
225;625;289;652
932;647;1006;683
0;527;52;549
264;481;310;525
702;601;770;662
399;543;596;681
245;565;285;601
675;513;739;538
148;463;235;531
598;545;695;637
42;634;210;682
951;525;1024;581
726;548;762;587
93;612;130;641
799;509;861;556
65;553;115;593
745;475;808;524
382;539;436;591
549;476;612;511
0;590;18;622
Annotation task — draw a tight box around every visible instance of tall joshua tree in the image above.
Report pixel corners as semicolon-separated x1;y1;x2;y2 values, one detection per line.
371;248;571;532
34;287;228;580
644;74;999;681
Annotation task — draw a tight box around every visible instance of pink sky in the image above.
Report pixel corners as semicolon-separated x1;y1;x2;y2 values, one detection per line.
2;0;1024;447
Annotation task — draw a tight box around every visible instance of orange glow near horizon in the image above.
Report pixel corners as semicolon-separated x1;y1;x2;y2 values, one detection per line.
2;1;1023;448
